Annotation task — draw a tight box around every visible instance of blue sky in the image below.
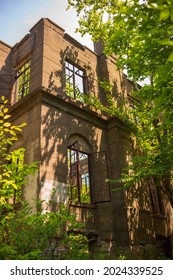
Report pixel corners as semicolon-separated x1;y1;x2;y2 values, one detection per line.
0;0;93;49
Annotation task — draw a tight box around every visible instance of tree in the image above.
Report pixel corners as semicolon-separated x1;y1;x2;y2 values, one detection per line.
68;0;173;207
0;95;38;209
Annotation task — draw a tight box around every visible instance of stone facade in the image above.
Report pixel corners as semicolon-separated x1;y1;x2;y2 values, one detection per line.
0;18;172;258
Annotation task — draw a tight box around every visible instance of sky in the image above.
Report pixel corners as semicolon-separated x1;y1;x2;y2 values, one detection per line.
0;0;93;49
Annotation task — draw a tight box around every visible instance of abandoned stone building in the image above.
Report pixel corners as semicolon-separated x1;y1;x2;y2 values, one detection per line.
0;18;173;258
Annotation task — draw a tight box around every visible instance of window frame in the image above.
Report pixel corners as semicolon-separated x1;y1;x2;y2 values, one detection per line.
65;60;87;102
14;60;31;102
68;141;92;204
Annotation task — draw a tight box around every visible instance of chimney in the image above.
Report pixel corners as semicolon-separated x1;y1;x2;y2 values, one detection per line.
93;39;104;56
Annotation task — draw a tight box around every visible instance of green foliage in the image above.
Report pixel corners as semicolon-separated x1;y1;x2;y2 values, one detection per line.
68;0;173;71
68;0;173;207
69;184;91;203
0;96;38;209
66;82;85;102
83;90;136;130
0;101;89;259
0;199;87;260
63;233;90;260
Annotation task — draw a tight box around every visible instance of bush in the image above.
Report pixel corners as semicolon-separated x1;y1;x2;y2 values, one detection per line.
0;200;88;259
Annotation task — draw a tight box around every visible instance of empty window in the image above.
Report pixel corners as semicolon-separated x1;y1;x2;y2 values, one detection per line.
68;141;91;203
15;60;31;101
68;135;111;204
65;61;85;102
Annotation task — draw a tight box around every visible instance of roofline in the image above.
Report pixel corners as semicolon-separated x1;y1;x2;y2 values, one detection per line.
0;40;12;49
29;18;65;33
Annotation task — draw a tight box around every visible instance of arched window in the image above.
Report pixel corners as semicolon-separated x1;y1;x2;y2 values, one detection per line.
68;134;111;204
68;135;92;203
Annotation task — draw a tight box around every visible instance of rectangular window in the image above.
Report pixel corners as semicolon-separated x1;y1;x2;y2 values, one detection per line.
68;143;91;203
15;60;31;101
65;61;86;102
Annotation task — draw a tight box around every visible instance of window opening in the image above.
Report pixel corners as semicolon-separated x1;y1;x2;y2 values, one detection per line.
65;61;85;102
68;141;91;203
16;60;31;101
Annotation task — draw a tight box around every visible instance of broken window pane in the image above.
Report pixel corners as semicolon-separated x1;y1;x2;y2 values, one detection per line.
68;142;91;203
65;61;85;102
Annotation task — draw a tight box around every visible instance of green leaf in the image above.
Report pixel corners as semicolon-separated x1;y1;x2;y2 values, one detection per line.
160;9;170;20
3;108;9;114
159;39;173;46
3;122;11;127
168;51;173;61
3;115;11;120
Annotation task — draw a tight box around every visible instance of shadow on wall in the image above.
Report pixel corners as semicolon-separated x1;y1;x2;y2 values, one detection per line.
40;44;138;256
0;44;13;101
125;179;173;258
47;46;96;96
38;46;119;248
39;47;100;212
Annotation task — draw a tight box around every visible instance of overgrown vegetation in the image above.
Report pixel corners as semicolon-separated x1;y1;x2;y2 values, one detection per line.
0;200;90;260
68;0;173;207
0;95;38;209
0;96;89;260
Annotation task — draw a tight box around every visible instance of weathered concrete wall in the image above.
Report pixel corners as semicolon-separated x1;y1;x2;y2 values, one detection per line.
94;41;135;107
39;93;108;210
41;18;134;108
42;18;98;99
10;19;44;104
0;41;12;100
107;119;133;245
10;93;41;211
39;92;133;246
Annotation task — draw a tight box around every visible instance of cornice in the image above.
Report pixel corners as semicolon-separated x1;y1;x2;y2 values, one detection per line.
9;89;131;134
